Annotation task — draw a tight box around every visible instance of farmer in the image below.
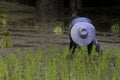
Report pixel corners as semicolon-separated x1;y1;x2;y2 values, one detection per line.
69;17;100;55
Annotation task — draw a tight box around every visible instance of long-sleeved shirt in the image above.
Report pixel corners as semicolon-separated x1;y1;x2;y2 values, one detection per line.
92;38;100;53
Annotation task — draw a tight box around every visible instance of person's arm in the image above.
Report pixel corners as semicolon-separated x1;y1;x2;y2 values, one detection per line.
93;38;100;53
87;41;93;55
69;35;77;54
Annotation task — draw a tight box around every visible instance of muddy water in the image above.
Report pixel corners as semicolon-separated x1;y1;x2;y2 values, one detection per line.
0;25;120;55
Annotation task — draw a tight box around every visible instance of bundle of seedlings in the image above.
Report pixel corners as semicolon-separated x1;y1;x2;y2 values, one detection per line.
0;12;13;48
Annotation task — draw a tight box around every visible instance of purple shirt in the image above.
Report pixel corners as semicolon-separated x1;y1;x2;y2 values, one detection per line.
71;17;92;26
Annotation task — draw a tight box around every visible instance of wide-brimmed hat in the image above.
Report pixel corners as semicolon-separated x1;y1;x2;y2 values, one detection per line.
70;22;96;46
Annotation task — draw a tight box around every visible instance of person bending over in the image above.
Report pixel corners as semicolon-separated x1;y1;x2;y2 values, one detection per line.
69;17;100;55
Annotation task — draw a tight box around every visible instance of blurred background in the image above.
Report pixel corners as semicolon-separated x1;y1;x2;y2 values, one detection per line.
0;0;119;53
0;0;120;32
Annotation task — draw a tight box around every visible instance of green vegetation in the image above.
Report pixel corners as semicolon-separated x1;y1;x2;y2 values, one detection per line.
0;12;7;28
0;12;13;48
53;21;63;35
0;47;119;80
111;23;119;33
0;30;13;48
111;19;120;33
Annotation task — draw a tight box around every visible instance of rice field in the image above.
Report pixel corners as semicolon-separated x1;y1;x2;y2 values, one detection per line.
0;46;120;80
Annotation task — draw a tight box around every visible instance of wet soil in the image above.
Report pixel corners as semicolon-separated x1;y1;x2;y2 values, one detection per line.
0;25;120;56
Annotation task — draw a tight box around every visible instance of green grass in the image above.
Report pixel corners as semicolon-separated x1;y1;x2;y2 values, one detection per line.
0;46;119;80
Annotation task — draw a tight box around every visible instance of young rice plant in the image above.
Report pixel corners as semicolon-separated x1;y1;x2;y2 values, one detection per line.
0;46;119;80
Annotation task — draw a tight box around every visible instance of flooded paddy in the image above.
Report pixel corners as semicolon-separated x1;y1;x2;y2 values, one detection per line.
0;24;119;55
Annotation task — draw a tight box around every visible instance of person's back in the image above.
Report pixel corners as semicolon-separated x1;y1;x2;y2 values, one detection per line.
71;17;92;26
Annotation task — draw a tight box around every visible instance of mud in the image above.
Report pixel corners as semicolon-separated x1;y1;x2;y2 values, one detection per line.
0;25;120;55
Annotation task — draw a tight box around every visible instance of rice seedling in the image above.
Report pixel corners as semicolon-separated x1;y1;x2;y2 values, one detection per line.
111;19;120;33
0;30;13;48
111;23;119;33
0;46;119;80
42;46;60;80
0;56;8;80
58;47;69;80
6;53;22;80
0;12;7;28
0;12;13;48
53;21;63;35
